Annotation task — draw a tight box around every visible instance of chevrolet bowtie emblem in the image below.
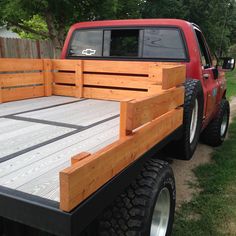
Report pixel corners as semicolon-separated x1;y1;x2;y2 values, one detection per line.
82;49;96;56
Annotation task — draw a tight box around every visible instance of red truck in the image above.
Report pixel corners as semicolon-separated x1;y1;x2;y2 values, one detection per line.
0;19;235;236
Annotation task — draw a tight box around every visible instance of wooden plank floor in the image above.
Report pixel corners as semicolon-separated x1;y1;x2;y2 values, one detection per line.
0;96;120;202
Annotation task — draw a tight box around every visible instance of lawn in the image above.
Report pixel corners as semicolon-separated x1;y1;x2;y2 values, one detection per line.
226;69;236;99
172;70;236;236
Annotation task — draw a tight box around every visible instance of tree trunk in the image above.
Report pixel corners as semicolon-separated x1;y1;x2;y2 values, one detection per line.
44;12;65;57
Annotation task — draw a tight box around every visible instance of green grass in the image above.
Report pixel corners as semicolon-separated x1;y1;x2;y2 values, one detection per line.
173;119;236;236
226;69;236;99
172;70;236;236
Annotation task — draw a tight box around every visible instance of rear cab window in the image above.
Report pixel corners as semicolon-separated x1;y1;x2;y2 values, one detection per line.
68;27;188;61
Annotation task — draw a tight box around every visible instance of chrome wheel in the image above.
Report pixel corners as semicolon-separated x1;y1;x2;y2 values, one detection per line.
220;113;228;137
190;99;199;144
150;187;170;236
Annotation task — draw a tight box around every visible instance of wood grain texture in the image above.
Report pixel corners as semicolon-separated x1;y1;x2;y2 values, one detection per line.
84;74;151;89
75;60;83;98
53;72;75;84
71;152;91;165
0;58;43;72
2;86;44;102
83;87;149;101
59;108;183;211
162;65;186;89
125;86;184;132
52;84;76;97
52;59;77;71
0;73;43;87
43;59;53;96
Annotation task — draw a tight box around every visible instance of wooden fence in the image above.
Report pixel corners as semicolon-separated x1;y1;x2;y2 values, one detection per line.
0;37;60;58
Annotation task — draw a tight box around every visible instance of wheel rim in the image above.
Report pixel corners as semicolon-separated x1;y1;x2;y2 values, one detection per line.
150;187;170;236
220;113;228;137
190;99;199;144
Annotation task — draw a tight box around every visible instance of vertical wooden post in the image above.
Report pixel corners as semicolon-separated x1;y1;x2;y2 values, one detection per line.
43;59;52;96
120;100;133;138
75;60;84;98
0;84;2;103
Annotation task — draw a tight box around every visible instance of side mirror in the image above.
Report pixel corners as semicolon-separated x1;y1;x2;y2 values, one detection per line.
221;57;235;71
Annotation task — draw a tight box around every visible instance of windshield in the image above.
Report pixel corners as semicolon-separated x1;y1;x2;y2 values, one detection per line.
68;27;187;60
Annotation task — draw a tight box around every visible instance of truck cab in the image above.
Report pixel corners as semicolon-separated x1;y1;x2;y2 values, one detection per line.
61;19;235;131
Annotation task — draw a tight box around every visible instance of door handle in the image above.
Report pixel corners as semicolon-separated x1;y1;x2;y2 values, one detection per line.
203;73;209;79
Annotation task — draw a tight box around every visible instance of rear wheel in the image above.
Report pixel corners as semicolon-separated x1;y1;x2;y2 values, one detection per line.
98;159;176;236
163;79;204;160
201;99;230;147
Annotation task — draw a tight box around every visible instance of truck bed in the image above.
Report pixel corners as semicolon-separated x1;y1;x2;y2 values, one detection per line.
0;96;120;202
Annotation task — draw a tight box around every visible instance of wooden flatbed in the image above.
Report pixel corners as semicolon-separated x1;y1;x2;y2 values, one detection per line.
0;96;120;202
0;58;185;235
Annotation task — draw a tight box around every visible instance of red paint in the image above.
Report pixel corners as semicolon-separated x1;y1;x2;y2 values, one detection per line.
61;19;227;129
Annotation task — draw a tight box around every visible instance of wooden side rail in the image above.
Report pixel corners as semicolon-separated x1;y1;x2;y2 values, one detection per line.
52;59;186;101
60;108;183;212
0;58;52;103
120;86;184;137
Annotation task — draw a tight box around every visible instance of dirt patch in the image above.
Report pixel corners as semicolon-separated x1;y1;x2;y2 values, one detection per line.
171;143;213;207
172;97;236;207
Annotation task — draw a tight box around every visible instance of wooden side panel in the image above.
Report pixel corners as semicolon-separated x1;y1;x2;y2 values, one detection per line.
126;87;184;131
83;60;155;74
0;58;43;72
0;73;43;87
52;59;77;71
83;87;149;101
60;108;183;212
53;84;76;97
84;74;151;89
2;86;44;102
161;65;186;89
53;72;75;84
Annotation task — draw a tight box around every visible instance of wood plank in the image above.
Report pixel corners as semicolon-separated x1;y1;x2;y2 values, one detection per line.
126;87;184;132
52;59;77;71
43;59;53;96
75;60;83;98
120;100;133;138
161;65;186;89
0;73;43;87
71;152;91;165
83;87;149;101
60;108;183;211
2;86;44;102
53;72;75;84
0;58;43;72
52;84;76;97
84;74;151;89
83;60;155;74
149;65;186;89
0;84;2;103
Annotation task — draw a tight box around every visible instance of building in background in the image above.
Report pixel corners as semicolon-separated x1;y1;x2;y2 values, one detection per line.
0;26;20;38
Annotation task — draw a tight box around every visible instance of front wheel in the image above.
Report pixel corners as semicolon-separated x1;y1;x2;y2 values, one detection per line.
98;159;176;236
201;99;230;147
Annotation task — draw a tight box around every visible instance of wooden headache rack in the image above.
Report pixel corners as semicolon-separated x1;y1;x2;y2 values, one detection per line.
0;58;185;212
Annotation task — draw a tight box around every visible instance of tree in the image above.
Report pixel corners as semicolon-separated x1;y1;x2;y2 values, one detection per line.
0;0;142;52
182;0;236;56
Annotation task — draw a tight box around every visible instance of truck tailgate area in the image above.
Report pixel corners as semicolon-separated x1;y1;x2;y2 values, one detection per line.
0;96;120;202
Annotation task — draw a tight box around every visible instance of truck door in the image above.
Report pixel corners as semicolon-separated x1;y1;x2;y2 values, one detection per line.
194;28;219;122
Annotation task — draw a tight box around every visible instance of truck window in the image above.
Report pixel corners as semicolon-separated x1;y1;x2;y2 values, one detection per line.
68;30;103;57
68;27;187;60
143;28;186;59
109;29;139;57
194;29;211;68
